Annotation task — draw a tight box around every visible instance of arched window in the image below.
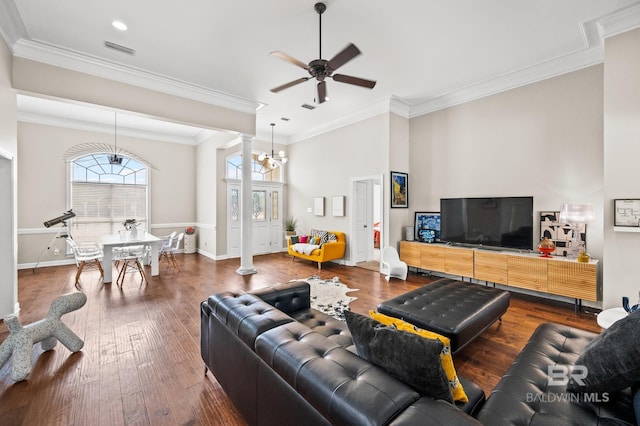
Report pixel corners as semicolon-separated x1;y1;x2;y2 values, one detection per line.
69;153;148;242
226;153;282;182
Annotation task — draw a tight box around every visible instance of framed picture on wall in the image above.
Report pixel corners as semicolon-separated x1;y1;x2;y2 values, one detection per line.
391;171;408;208
614;199;640;227
414;212;440;243
332;196;345;217
314;197;325;216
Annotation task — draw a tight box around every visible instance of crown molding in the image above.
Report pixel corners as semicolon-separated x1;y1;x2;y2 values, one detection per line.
0;1;27;47
12;39;261;115
290;96;407;143
597;3;640;39
17;111;206;145
408;3;640;118
409;46;603;118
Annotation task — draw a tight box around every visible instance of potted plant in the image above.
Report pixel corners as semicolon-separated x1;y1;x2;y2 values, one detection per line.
284;216;297;236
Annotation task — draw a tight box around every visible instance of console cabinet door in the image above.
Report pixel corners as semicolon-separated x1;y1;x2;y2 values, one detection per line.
399;242;421;268
507;255;548;292
445;247;474;278
474;251;508;283
548;260;598;301
421;245;446;271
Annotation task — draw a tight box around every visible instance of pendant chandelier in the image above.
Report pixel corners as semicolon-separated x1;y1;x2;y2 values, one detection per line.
258;123;288;168
108;111;123;165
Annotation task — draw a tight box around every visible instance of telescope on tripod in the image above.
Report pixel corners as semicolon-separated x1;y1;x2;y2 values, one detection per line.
44;210;76;228
33;210;76;272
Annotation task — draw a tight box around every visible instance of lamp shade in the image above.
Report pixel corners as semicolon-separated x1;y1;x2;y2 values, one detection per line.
559;203;596;224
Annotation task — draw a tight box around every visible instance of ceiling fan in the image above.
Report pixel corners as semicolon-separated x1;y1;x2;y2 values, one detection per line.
270;2;376;104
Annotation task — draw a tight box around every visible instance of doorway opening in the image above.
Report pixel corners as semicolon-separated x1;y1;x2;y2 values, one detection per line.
350;175;383;271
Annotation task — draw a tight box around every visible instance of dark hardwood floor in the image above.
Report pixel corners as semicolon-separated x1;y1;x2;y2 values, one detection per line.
0;253;601;425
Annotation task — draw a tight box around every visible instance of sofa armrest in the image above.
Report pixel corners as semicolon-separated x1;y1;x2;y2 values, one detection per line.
320;241;346;260
251;281;311;314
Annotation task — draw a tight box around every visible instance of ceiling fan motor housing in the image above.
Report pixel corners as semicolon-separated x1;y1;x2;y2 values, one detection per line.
308;59;330;80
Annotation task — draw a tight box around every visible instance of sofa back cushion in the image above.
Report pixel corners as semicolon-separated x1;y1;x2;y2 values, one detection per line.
207;292;293;347
255;321;420;425
251;281;311;314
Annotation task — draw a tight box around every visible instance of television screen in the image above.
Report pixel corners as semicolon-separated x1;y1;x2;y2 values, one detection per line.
440;197;533;250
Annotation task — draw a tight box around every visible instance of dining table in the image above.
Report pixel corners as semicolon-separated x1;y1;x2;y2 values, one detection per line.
101;232;162;283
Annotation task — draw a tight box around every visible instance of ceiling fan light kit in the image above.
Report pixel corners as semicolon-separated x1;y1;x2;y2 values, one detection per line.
270;2;376;104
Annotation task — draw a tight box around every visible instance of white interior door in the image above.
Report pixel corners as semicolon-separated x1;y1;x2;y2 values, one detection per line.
228;183;283;257
354;181;368;263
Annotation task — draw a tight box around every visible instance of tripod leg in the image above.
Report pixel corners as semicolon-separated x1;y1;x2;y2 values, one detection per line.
33;229;66;273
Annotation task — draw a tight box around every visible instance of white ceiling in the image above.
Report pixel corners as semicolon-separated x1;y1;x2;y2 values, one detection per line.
2;0;640;144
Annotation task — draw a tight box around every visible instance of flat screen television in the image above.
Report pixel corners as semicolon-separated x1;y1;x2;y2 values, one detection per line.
440;196;533;250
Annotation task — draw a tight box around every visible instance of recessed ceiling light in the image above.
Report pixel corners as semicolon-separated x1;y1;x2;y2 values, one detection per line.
112;20;127;31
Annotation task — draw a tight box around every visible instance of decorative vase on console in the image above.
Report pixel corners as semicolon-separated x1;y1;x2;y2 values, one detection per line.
537;237;556;258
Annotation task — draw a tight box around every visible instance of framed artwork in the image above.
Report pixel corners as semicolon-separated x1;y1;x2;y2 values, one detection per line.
332;196;345;217
540;211;586;256
414;212;440;243
314;197;325;216
614;199;640;227
391;171;408;208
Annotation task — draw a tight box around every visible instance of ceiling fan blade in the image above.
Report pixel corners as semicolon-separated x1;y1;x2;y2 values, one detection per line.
317;81;327;104
271;77;310;93
332;74;377;89
327;43;361;71
270;51;309;70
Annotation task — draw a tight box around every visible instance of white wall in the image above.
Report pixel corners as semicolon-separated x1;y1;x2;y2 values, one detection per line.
0;36;17;316
388;112;411;248
603;28;640;308
409;66;604;264
287;114;389;261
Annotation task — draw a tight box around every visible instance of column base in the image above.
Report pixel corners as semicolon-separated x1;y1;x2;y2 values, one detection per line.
236;266;257;275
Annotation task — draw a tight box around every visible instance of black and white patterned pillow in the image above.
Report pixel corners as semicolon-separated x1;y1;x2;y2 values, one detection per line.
318;230;329;243
327;233;338;242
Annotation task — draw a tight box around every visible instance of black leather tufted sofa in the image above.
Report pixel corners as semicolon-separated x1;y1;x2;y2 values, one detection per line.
201;281;636;425
201;281;485;425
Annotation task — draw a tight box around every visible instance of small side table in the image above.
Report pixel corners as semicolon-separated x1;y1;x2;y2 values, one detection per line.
596;307;628;329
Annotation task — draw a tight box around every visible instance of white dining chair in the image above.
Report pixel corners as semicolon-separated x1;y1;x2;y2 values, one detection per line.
67;237;104;287
115;245;149;286
381;246;408;281
159;231;177;264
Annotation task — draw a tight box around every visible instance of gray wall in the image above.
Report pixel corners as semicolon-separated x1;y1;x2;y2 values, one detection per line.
603;28;640;308
17;122;196;266
409;65;604;261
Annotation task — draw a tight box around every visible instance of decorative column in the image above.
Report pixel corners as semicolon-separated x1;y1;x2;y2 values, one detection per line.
236;134;257;275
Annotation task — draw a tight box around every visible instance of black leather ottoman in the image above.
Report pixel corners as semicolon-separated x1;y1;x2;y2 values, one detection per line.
378;278;510;353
